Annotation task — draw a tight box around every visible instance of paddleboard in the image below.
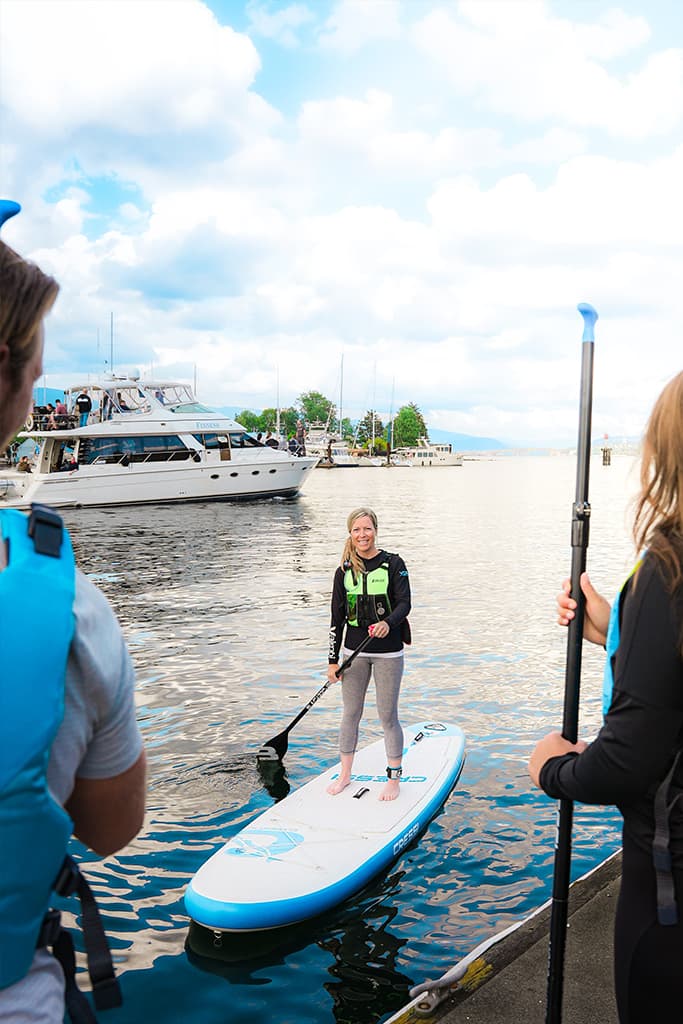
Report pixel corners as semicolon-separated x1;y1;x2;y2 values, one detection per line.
185;720;466;932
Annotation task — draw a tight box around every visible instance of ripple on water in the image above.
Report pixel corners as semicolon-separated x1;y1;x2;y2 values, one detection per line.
59;457;634;1023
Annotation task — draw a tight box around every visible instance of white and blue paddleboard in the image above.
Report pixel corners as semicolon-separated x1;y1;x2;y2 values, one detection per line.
185;721;465;932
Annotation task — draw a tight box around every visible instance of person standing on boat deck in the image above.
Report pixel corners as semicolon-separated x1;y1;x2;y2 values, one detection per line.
295;418;306;456
74;390;92;427
327;508;411;801
529;371;683;1024
0;225;146;1024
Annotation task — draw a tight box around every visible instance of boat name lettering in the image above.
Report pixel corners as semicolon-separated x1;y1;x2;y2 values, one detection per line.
393;821;420;856
195;421;221;429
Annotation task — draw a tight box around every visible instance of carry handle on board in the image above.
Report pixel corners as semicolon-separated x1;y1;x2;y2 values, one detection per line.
257;632;374;762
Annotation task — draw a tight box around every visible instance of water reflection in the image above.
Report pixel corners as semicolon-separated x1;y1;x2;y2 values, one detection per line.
58;458;637;1024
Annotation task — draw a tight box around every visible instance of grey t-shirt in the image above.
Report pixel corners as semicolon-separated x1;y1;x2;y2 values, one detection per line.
0;569;143;1023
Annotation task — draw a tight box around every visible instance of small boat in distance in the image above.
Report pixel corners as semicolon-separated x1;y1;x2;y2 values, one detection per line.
392;437;463;467
305;424;382;468
0;374;318;509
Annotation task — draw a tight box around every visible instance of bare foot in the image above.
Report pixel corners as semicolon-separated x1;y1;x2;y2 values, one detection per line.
327;776;351;795
378;779;400;801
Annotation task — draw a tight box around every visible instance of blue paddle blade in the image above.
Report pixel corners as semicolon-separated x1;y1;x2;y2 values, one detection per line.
0;200;21;231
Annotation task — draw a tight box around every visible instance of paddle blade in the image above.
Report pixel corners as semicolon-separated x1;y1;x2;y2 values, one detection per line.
257;732;288;762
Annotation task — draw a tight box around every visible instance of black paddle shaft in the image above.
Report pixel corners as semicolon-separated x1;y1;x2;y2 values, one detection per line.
546;304;597;1024
257;632;374;762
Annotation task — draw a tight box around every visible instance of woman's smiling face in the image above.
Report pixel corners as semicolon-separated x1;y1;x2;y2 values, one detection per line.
350;514;378;558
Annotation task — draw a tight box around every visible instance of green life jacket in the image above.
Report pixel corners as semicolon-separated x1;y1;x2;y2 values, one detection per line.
344;555;392;628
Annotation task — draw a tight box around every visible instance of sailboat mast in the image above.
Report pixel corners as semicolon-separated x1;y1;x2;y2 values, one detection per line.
339;354;344;437
276;365;281;437
371;362;376;452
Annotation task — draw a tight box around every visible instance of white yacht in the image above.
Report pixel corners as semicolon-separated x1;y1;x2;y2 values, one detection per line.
392;437;463;467
0;374;318;509
305;424;383;468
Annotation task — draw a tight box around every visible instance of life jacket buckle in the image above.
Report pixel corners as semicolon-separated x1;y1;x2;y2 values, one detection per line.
92;973;123;1010
53;854;80;897
28;503;63;558
35;908;62;949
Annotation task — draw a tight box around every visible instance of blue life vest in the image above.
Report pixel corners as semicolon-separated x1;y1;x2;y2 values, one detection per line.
0;505;75;989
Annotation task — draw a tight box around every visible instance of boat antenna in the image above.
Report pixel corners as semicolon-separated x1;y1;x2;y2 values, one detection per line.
110;312;114;373
339;353;344;437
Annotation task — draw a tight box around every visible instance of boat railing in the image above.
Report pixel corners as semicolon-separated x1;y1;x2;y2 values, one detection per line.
89;450;201;467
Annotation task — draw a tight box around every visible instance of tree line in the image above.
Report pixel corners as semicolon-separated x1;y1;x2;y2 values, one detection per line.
236;391;428;450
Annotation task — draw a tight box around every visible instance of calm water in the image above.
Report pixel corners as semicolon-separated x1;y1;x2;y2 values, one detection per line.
62;455;638;1024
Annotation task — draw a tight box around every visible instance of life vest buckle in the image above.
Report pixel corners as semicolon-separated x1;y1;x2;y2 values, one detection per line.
28;503;63;558
53;854;80;897
35;908;62;949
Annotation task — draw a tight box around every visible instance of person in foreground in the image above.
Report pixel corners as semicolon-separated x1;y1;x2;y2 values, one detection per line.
529;371;683;1024
0;219;146;1023
327;507;411;801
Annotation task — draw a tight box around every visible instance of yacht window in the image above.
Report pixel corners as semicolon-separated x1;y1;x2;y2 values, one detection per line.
192;433;231;450
170;401;216;414
229;432;261;448
80;435;187;464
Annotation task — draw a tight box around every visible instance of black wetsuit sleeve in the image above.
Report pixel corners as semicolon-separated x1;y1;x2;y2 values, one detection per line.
328;567;346;663
385;554;411;630
540;556;683;805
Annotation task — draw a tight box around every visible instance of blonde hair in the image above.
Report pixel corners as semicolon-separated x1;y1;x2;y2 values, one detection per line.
633;371;683;590
341;507;379;579
0;239;58;384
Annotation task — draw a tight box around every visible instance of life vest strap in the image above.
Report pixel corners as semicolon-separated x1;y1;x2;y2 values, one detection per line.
38;856;122;1018
653;749;683;926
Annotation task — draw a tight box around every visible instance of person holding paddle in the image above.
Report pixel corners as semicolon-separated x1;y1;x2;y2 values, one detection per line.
529;371;683;1024
326;507;411;801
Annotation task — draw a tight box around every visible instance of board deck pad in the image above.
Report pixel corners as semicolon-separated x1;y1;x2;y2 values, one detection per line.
185;721;465;932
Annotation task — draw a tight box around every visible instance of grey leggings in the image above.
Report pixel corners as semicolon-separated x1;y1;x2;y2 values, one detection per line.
338;653;404;760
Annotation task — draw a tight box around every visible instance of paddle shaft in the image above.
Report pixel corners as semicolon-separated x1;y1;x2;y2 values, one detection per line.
283;632;373;735
546;304;597;1023
258;631;375;759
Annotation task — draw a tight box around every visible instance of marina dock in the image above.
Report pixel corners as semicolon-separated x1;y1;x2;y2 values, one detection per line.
387;852;621;1024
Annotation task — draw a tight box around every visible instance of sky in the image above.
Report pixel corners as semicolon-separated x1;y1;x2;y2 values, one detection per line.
1;0;682;446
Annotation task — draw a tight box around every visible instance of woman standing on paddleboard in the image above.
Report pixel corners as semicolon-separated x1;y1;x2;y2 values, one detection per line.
529;371;683;1024
327;507;411;801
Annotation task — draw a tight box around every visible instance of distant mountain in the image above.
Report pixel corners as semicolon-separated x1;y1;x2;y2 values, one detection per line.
427;427;508;451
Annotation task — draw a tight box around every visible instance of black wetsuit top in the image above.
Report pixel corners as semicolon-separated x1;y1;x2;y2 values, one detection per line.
540;553;683;863
540;552;683;1023
328;550;411;664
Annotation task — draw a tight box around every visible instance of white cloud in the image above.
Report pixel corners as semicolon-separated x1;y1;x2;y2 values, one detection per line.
415;2;683;139
246;0;315;47
1;0;261;136
318;0;403;54
3;0;683;446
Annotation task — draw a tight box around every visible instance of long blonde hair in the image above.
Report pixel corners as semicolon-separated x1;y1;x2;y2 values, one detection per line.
633;371;683;590
341;507;379;579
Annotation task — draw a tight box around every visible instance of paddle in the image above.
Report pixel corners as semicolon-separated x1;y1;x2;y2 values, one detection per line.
545;302;598;1024
257;632;374;762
